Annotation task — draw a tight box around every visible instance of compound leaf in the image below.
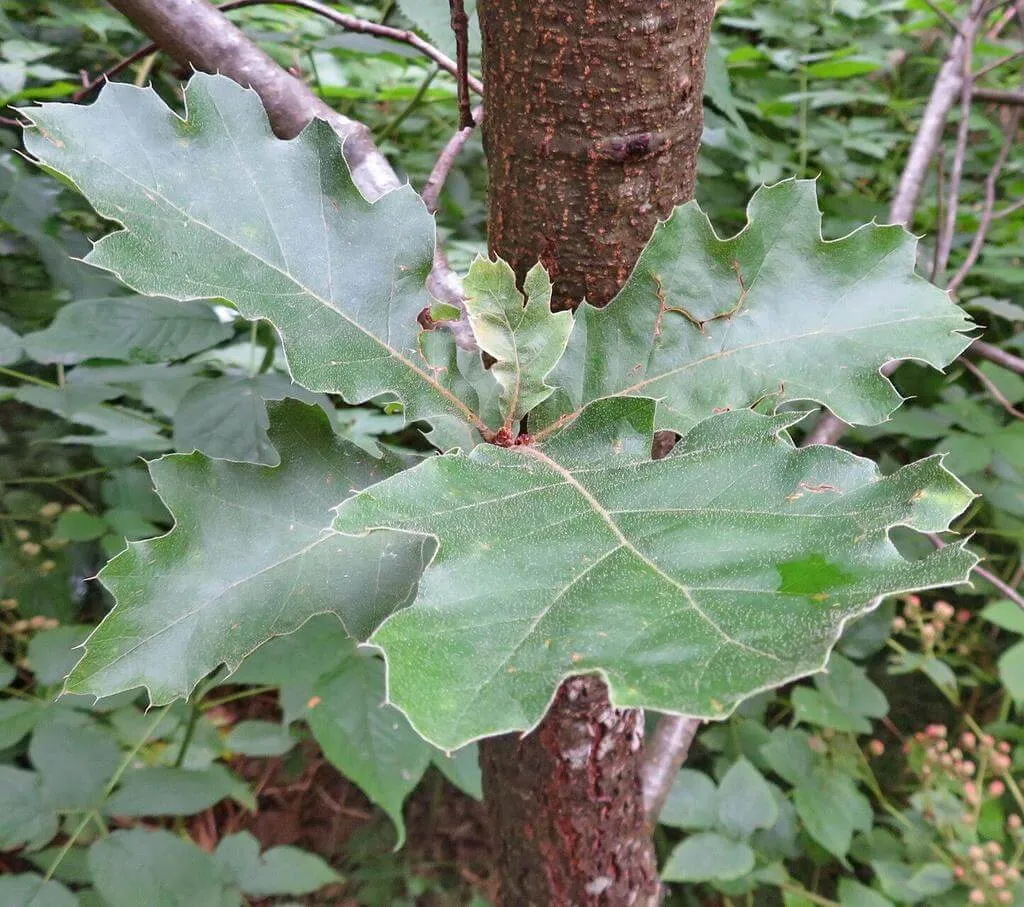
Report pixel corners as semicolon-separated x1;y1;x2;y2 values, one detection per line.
533;180;973;436
334;397;976;749
24;74;489;448
463;257;572;425
64;400;431;703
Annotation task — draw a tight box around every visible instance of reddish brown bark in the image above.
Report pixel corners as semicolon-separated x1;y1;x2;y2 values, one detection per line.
478;2;714;903
480;0;715;312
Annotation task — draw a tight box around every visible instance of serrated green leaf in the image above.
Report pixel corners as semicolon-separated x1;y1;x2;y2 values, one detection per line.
214;831;341;896
307;655;431;847
64;401;430;704
88;829;235;907
0;874;79;907
660;768;718;830
30;719;121;809
717;757;777;838
23;297;231;365
0;767;57;851
224;720;296;757
837;878;893;907
104;765;238;817
463;258;572;425
760;728;821;786
24;74;490;448
533;180;972;437
662;832;755;882
0;322;21;365
52;510;107;542
871;861;954;903
334;397;976;749
794;768;873;860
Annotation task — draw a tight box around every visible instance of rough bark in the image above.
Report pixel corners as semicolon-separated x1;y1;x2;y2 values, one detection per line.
480;0;715;311
478;2;714;904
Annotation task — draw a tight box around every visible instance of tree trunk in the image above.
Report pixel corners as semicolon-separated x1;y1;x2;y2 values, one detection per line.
477;1;714;903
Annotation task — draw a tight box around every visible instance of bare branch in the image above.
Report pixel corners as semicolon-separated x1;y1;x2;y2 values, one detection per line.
970;340;1024;375
973;87;1024;103
974;48;1024;79
959;355;1024;419
422;104;482;212
928;533;1024;611
641;715;701;824
919;0;966;34
947;107;1022;293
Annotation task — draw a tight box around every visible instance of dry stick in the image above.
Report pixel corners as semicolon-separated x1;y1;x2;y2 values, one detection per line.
928;534;1024;611
947;107;1022;293
422;103;482;212
971;340;1024;376
79;0;482;103
449;0;475;129
105;0;477;345
974;48;1024;79
959;356;1024;419
973;87;1024;103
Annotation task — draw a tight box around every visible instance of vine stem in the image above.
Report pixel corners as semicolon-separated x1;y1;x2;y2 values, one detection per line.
40;707;169;888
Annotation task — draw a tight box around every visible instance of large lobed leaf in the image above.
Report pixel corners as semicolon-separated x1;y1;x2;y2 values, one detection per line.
65;401;432;703
533;180;974;437
334;397;976;749
23;74;490;449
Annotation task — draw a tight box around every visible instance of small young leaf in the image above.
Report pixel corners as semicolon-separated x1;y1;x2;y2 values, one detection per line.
64;401;430;704
463;257;572;424
716;757;778;838
0;874;78;907
793;768;872;861
662;832;755;882
214;831;341;896
334;397;975;749
660;768;718;830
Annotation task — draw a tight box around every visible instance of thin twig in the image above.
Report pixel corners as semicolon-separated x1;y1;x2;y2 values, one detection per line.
992;196;1024;218
959;355;1024;419
947;107;1022;293
77;0;482;103
449;0;474;129
928;533;1024;611
920;0;966;34
974;48;1024;79
422;103;482;212
971;340;1024;375
972;87;1024;103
